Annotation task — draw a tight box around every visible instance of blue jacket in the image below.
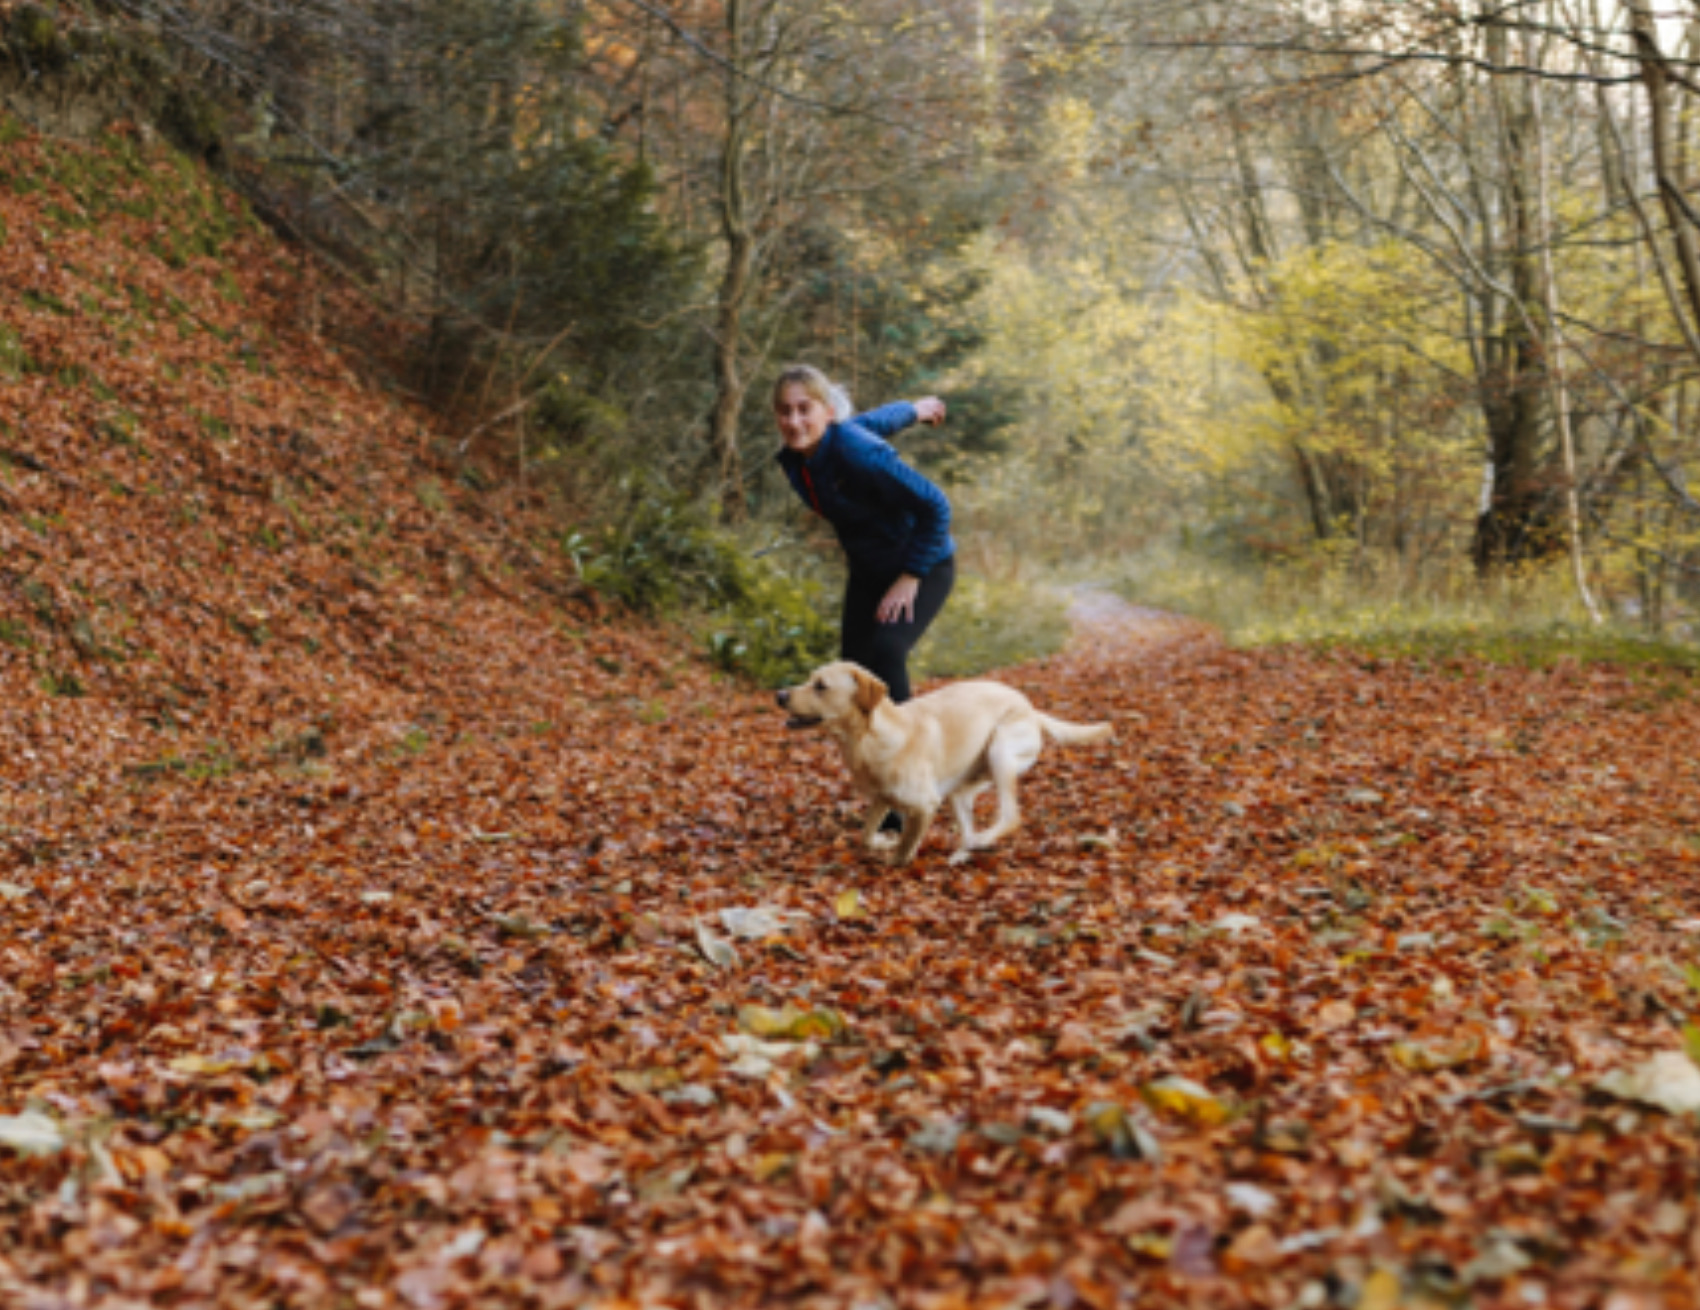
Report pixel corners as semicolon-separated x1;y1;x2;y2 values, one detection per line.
776;402;955;579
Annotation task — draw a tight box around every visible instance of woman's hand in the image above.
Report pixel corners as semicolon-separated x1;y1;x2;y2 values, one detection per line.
877;574;921;625
913;396;947;426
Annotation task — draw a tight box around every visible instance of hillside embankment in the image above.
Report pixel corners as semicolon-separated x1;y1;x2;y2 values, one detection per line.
0;117;706;822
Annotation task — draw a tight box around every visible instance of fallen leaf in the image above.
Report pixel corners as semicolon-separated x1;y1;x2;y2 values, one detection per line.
1596;1050;1700;1115
1141;1076;1232;1126
736;1004;844;1041
695;921;739;969
719;905;811;939
1390;1033;1483;1072
0;1111;64;1157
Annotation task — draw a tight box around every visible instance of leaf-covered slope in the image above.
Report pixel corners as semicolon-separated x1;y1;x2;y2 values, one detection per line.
0;121;692;794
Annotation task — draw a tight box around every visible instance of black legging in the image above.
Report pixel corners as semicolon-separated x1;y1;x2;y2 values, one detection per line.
840;556;956;704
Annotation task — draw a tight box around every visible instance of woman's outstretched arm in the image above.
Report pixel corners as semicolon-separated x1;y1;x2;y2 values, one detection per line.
848;396;946;438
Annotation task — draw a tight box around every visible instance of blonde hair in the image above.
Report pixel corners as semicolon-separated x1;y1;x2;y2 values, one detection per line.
772;364;852;422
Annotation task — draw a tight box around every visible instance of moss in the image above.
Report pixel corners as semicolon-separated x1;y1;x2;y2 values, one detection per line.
416;479;449;513
22;289;68;315
43;200;88;232
0;325;34;378
96;410;143;450
40;669;85;698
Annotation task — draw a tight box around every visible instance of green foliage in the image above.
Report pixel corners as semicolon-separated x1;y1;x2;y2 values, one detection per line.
703;570;837;690
3;5;70;73
257;0;701;410
532;380;628;454
912;573;1072;680
1323;622;1700;676
1115;543;1698;671
157;86;226;161
580;494;753;615
577;491;835;687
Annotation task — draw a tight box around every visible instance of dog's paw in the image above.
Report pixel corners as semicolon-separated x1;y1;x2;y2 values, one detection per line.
948;848;977;866
868;833;900;852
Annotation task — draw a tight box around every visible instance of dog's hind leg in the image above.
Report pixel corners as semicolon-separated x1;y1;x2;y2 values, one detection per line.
966;720;1044;851
863;804;897;851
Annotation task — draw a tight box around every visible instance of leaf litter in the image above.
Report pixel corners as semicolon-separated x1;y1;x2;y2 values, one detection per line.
3;121;1700;1308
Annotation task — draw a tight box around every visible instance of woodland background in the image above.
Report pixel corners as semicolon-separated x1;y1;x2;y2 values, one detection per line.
11;0;1696;658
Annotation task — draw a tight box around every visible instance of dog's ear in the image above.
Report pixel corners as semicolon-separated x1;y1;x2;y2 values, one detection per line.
852;667;888;715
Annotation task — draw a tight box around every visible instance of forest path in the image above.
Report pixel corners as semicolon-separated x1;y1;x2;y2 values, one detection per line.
8;577;1700;1305
1059;585;1215;667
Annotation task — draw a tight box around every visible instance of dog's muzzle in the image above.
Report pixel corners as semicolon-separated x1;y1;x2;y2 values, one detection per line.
776;688;821;730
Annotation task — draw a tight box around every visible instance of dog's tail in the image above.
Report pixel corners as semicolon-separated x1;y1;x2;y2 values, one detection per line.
1037;713;1113;747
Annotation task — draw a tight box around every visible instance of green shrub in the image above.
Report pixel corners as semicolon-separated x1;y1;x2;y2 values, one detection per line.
578;490;835;686
705;569;836;688
578;495;1078;689
581;493;756;615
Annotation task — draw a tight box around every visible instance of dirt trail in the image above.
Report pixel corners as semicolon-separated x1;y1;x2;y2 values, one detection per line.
1060;586;1215;667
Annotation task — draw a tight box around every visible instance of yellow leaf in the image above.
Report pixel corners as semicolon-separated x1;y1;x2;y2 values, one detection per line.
1140;1075;1231;1126
1359;1268;1402;1310
612;1067;682;1095
169;1053;244;1077
834;889;862;920
1125;1231;1172;1261
736;1004;845;1042
1390;1034;1481;1072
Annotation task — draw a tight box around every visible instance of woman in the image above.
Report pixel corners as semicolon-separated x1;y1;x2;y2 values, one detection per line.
772;363;953;706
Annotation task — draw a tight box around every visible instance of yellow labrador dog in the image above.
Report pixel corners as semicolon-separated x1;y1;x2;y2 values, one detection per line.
777;661;1112;865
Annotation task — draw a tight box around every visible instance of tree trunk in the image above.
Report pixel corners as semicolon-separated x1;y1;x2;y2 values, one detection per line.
1230;115;1363;542
1472;13;1554;571
1526;18;1601;622
707;0;752;523
1629;2;1700;349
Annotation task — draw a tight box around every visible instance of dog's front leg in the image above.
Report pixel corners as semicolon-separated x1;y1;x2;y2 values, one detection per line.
888;806;936;866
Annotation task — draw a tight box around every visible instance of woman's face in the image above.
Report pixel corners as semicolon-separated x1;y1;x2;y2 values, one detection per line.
775;383;831;453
